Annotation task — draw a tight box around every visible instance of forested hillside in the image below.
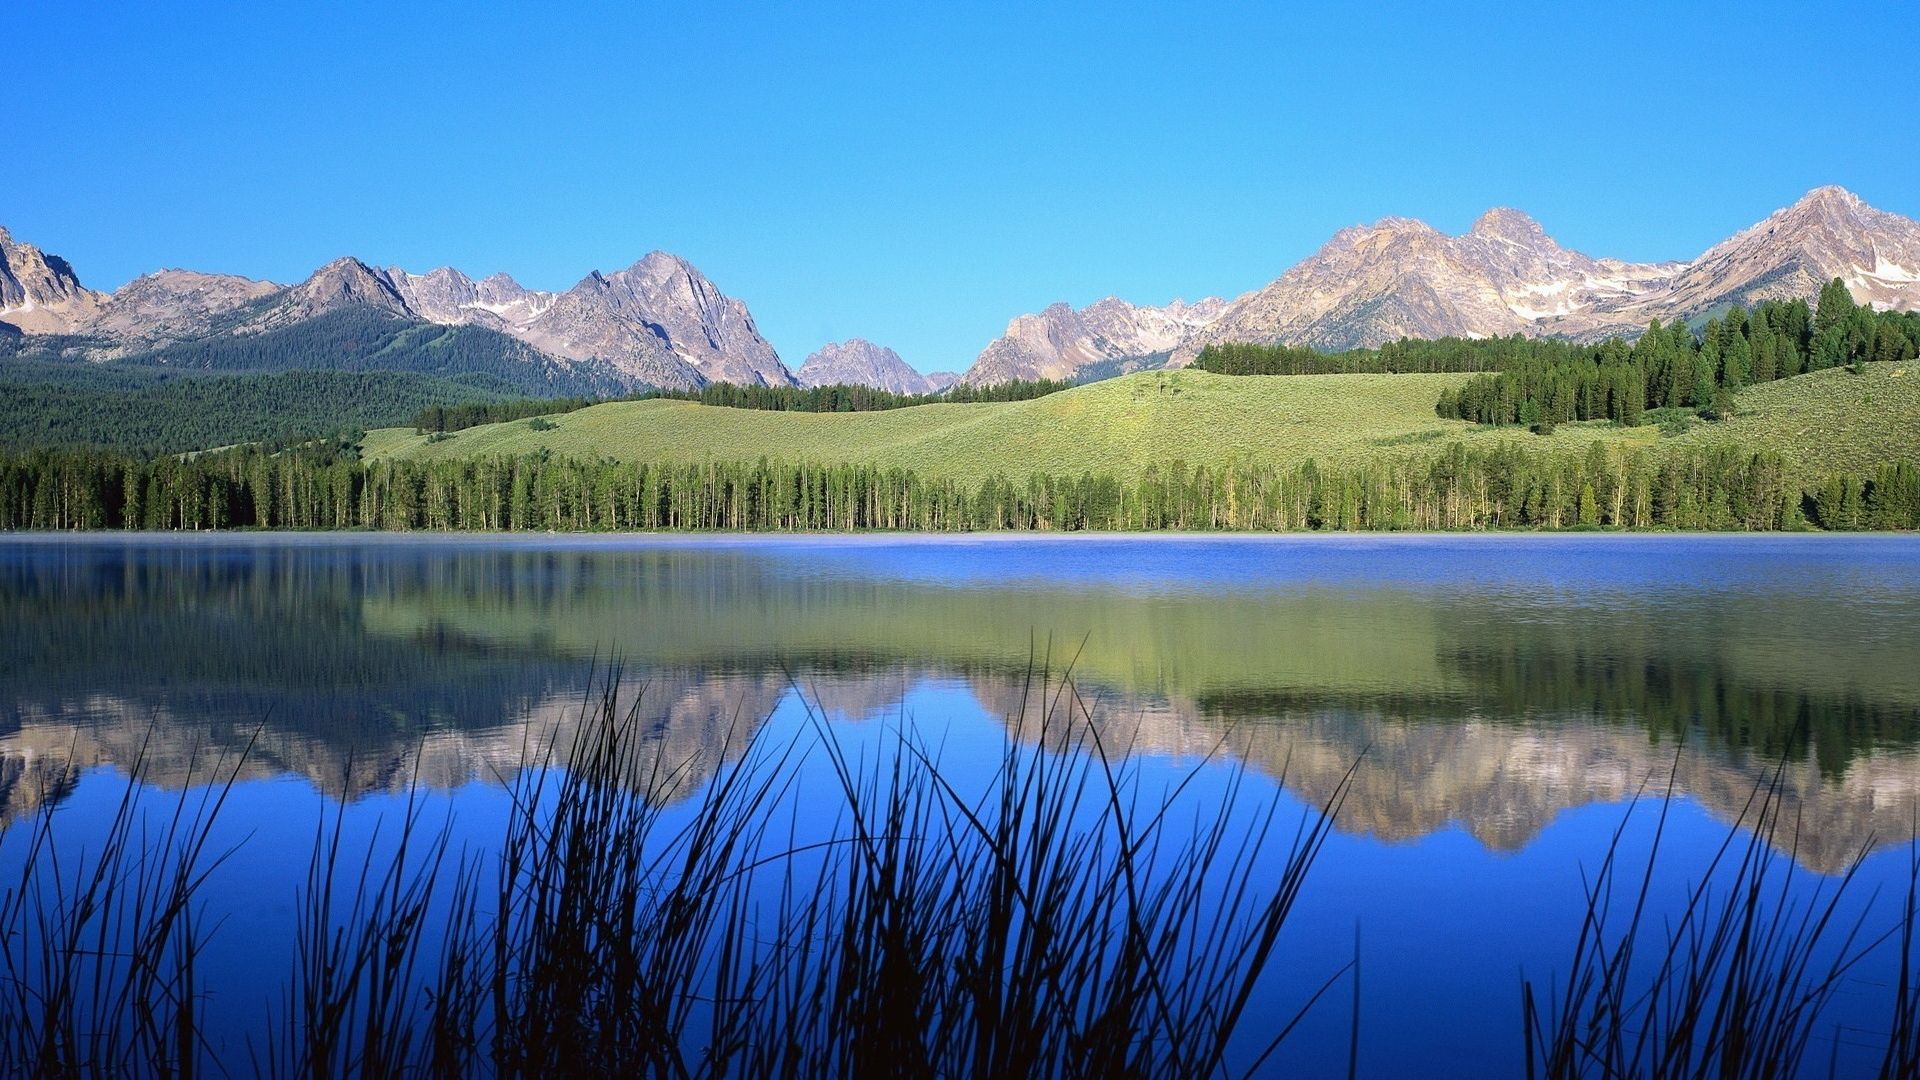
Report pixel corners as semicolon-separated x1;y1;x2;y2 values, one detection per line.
119;307;632;397
0;363;517;455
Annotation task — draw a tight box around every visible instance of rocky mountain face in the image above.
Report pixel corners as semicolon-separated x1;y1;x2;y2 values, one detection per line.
0;224;104;334
386;266;555;331
10;186;1917;392
84;269;282;349
513;254;796;390
1189;211;1683;353
243;257;415;330
958;186;1920;384
0;235;795;392
958;295;1226;387
237;253;797;390
1644;185;1920;320
795;339;940;394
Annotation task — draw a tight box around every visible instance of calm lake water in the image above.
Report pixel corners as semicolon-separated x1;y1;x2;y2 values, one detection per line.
4;533;1919;1075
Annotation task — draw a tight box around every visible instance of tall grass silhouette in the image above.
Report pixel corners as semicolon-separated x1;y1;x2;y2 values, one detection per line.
0;667;1357;1077
1522;757;1919;1079
2;672;1916;1077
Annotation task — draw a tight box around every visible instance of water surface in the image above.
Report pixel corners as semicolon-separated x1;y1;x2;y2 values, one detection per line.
3;533;1918;1074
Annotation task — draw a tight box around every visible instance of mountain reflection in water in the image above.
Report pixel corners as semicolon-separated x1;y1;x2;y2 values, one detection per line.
3;534;1917;875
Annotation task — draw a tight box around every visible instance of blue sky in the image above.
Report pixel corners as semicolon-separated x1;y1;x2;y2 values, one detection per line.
7;1;1916;373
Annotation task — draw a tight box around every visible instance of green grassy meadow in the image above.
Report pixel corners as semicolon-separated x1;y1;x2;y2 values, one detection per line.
1669;362;1920;476
363;364;1920;484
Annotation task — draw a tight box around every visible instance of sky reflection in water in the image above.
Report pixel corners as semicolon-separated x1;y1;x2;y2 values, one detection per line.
2;534;1918;1075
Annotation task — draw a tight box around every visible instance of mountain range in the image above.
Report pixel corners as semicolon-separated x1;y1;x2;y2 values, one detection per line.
5;186;1919;393
0;234;800;391
961;186;1920;383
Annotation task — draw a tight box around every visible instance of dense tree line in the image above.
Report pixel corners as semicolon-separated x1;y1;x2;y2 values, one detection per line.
1437;285;1919;429
409;378;1076;434
411;397;596;434
1194;339;1529;375
0;365;516;455
5;443;1915;533
659;378;1073;411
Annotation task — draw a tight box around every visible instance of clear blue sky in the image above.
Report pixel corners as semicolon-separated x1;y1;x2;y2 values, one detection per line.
7;1;1916;373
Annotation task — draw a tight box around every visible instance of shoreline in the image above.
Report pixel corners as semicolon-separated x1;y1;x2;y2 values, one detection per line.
2;529;1915;548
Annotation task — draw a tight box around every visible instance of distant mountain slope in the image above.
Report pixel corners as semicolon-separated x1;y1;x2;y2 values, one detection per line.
957;187;1920;385
1185;187;1920;359
509;254;800;390
1190;211;1680;353
795;339;938;394
84;269;282;351
9;185;1917;395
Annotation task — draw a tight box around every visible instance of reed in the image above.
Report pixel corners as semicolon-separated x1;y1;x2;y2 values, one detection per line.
2;672;1917;1077
1522;755;1913;1079
0;726;253;1077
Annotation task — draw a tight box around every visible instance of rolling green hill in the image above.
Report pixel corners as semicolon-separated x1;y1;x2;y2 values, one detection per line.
365;364;1920;484
363;369;1651;482
1670;363;1920;476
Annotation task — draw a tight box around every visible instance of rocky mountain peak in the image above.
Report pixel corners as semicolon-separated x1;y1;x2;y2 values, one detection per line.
1173;186;1920;362
1469;207;1547;244
291;258;410;314
0;224;105;333
0;227;795;393
1656;186;1920;317
382;265;551;326
564;252;794;387
1373;215;1439;235
630;250;697;279
1796;184;1863;210
958;294;1229;387
795;338;940;395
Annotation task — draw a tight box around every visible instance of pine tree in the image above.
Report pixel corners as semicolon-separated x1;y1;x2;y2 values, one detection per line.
1689;355;1717;411
1750;330;1778;383
1815;278;1855;339
1721;331;1752;388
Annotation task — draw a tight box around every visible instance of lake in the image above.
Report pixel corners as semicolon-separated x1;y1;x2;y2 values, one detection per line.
3;533;1919;1075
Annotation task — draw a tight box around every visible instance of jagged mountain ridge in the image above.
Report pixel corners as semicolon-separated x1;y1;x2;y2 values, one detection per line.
0;224;103;334
1644;186;1920;320
961;186;1920;384
957;296;1226;388
239;254;797;390
795;339;943;395
8;185;1918;393
0;236;797;391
